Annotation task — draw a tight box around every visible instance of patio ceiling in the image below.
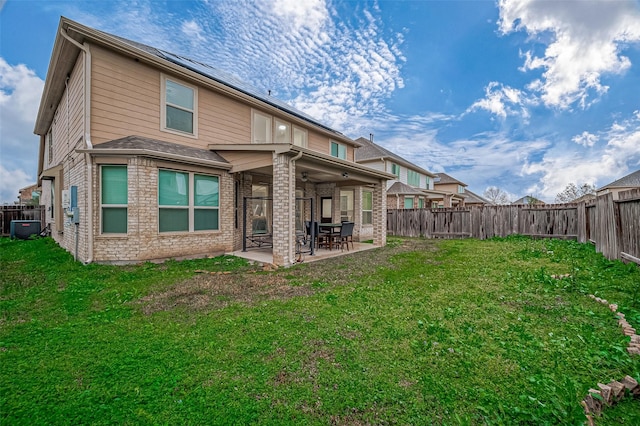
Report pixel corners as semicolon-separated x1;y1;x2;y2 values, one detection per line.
210;144;394;185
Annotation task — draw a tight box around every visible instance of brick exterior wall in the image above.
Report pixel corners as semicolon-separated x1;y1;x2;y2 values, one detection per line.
88;157;234;263
272;153;295;266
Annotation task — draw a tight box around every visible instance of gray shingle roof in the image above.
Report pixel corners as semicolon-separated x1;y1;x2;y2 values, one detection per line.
96;136;229;164
598;169;640;190
387;181;426;195
434;172;467;186
355;137;435;177
464;189;492;205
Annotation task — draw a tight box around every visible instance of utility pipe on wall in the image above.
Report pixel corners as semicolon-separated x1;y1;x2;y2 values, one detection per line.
59;28;94;263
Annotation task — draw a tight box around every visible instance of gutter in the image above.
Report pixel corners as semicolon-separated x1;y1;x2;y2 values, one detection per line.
76;148;232;170
60;28;94;263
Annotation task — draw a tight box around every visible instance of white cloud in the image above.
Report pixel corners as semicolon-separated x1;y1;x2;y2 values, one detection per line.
0;57;43;203
522;112;640;198
0;165;32;204
467;81;530;119
181;20;206;43
572;131;598;147
498;0;640;109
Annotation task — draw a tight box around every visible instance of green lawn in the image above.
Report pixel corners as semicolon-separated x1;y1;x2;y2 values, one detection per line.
2;236;640;424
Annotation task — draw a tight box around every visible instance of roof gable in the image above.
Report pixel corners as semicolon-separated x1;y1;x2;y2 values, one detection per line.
36;17;352;143
434;172;467;186
355;137;435;177
598;169;640;190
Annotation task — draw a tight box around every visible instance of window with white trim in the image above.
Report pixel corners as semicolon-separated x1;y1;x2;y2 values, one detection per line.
407;169;420;187
404;197;414;209
362;191;372;225
293;126;307;147
340;190;354;222
101;165;128;234
426;176;431;189
274;119;291;144
331;141;346;159
158;169;219;232
458;185;465;194
391;163;400;178
252;111;272;144
162;76;197;135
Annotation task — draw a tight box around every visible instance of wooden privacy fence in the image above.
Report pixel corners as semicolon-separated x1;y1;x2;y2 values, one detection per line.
0;205;46;236
387;188;640;265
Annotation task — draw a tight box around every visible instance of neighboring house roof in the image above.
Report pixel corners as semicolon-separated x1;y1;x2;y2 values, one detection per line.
464;189;492;205
35;17;357;146
387;181;427;196
598;169;640;191
354;137;436;178
512;196;545;205
80;136;231;168
434;172;467;187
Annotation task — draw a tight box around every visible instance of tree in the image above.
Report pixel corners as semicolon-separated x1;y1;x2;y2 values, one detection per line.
483;186;511;204
555;183;596;203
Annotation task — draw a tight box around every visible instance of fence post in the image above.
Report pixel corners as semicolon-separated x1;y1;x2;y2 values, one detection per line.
576;202;587;243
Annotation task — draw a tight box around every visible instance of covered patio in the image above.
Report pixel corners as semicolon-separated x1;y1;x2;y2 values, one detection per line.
211;143;393;267
231;240;378;266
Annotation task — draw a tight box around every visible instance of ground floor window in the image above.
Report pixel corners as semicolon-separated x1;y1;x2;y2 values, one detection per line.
340;190;354;222
101;165;128;233
404;197;414;209
362;190;372;225
158;169;219;232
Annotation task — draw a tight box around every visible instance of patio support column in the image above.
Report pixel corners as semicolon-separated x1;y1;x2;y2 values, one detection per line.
372;179;387;247
272;152;296;266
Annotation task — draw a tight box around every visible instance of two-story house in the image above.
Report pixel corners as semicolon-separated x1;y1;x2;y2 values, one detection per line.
354;136;443;208
433;173;468;207
34;17;393;266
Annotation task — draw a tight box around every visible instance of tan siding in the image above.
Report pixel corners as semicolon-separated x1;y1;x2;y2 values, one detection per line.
307;132;328;154
218;151;273;172
91;45;253;148
199;92;251;144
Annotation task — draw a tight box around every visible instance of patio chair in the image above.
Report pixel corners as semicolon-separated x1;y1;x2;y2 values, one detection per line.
337;221;354;251
316;221;335;250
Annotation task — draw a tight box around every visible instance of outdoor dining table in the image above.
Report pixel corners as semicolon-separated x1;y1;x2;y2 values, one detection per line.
318;223;343;233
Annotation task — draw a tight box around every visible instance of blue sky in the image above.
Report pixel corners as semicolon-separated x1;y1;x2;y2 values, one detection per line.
1;0;640;204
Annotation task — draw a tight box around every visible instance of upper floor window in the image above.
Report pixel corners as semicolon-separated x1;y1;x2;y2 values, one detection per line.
391;163;400;178
101;165;128;234
162;76;197;136
253;111;272;144
458;185;465;194
407;169;420;187
426;176;431;190
253;111;307;147
293;126;308;148
274;119;291;144
330;141;347;160
47;130;53;164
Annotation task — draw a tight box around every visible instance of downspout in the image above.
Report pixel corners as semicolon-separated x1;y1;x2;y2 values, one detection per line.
60;28;94;263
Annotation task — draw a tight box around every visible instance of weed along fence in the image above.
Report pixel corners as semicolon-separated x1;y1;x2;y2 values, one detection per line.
387;188;640;265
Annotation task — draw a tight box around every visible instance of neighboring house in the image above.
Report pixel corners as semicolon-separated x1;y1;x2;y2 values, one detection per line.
512;196;545;205
18;184;40;205
354;136;442;208
34;17;393;266
597;169;640;200
433;173;467;207
463;189;492;207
